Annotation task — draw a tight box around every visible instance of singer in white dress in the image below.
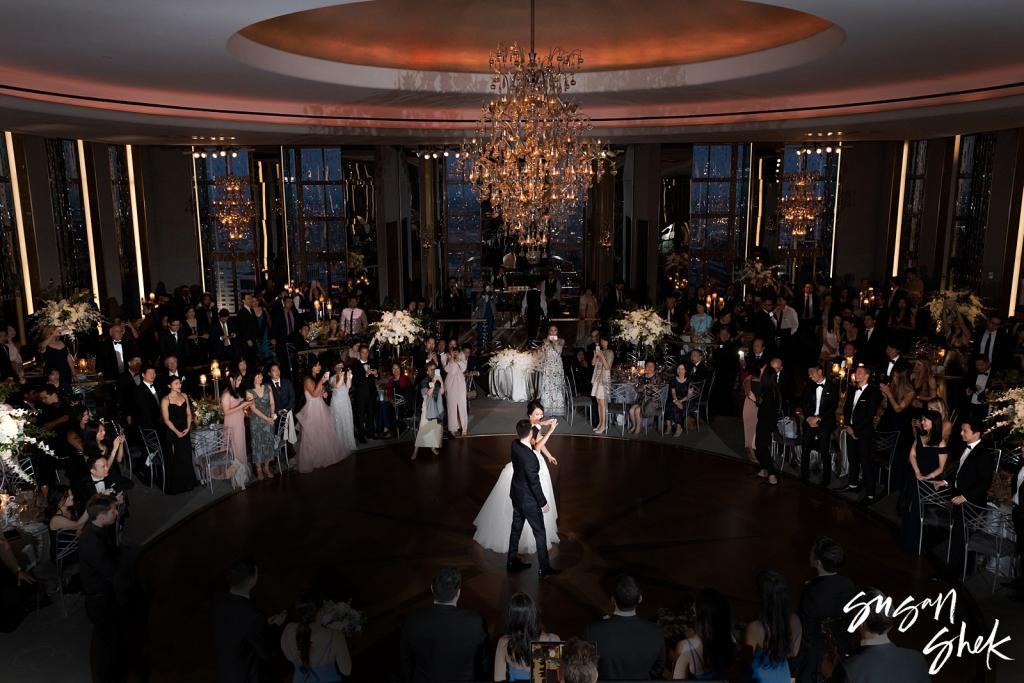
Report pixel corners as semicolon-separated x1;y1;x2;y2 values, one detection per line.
473;403;560;554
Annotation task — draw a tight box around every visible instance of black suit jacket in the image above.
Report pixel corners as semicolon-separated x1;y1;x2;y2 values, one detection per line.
159;331;187;362
235;307;260;347
584;614;666;681
509;439;547;509
399;604;492;683
835;643;930;683
210;318;239;359
944;444;995;506
133;382;163;431
351;361;379;402
79;523;124;601
269;379;295;414
751;309;778;348
795;573;857;683
270;307;299;346
797;292;820;326
96;338;139;378
843;384;881;440
74;473;134;517
210;593;279;683
974;329;1012;370
859;328;884;366
801;379;839;430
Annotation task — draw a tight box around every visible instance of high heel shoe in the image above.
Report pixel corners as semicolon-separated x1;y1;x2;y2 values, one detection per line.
593;427;607;435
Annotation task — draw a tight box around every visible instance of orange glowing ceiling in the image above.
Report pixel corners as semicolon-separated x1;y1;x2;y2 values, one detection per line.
238;0;834;73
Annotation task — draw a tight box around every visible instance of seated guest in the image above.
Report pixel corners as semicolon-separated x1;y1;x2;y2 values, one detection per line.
280;591;352;683
744;570;801;680
835;588;929;683
210;557;287;683
661;294;685;334
570;348;592;396
584;575;665;681
74;453;133;517
795;538;856;683
628;360;663;434
689;349;710;384
688;303;713;338
45;486;89;551
664;362;694;437
559;638;600;683
672;588;734;680
400;566;491;683
494;592;558;682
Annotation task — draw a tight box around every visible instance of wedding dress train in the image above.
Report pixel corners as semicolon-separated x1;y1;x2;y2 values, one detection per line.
473;450;559;554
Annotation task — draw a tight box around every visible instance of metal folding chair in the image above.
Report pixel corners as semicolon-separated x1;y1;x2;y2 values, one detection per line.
683;380;706;434
272;415;292;474
608;383;635;436
698;373;715;424
959;501;1018;592
54;529;81;616
870;430;901;495
139;429;166;493
643;384;670;436
916;479;954;556
193;428;230;493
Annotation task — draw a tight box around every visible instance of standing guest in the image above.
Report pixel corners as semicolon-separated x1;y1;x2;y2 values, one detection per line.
584;575;665;681
412;336;439;381
160;318;187;363
134;365;164;433
252;298;271;360
820;314;843;362
268;363;296;415
753;365;782;486
835;588;929;683
236;292;261;364
577;286;599;345
400;567;492;683
157;355;188;396
296;360;347;473
664;363;693;437
211;308;239;361
590;336;613;435
751;298;778;352
37;326;75;391
975;314;1011;370
899;410;949;553
382;362;412;438
210;557;287;683
351;345;380;442
744;570;801;681
494;592;558;681
411;360;445;460
271;296;299;360
221;374;252;488
445;344;470;436
339;296;367;338
800;363;839;486
878;366;916;492
522;279;548;341
330;363;358;452
537;325;566;417
159;376;198;494
475;285;498;346
247;372;278;481
234;358;253;392
542;269;561;314
883;342;909;379
710;327;739;416
741;357;760;464
794;538;856;683
661;293;685;335
842;366;883;503
671;588;734;680
182;306;206;363
962;355;992;420
96;324;138;378
281;592;352;683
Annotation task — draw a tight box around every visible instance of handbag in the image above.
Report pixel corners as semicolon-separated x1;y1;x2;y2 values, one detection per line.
777;416;797;440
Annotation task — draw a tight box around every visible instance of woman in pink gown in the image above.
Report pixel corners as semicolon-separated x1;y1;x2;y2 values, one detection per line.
297;359;347;473
444;348;469;436
221;375;252;488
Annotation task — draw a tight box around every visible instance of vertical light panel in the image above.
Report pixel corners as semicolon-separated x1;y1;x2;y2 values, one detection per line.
124;144;146;304
190;147;207;292
828;147;843;278
258;161;268;271
754;158;764;247
4;131;33;313
76;140;101;308
891;141;910;276
1008;183;1024;316
744;142;754;260
279;146;291;284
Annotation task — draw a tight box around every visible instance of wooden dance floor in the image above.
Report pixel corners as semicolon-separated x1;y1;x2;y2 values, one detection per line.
140;435;978;682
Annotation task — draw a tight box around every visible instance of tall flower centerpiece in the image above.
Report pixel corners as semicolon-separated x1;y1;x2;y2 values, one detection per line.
191;398;225;428
32;291;103;345
612;308;673;355
986;388;1024;438
927;289;984;333
737;258;779;292
1;404;53;485
369;310;425;355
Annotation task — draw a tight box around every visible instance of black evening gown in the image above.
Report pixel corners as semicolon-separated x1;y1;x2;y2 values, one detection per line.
899;437;949;553
165;401;198;494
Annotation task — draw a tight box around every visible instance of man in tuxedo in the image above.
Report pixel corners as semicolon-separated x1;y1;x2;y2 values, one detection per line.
798;283;820;333
795;537;856;683
507;419;559;576
267;363;295;415
860;314;883;366
339;296;368;338
400;567;491;683
116;354;143;424
521;279;547;340
882;342;908;379
159;317;187;363
747;337;768;375
270;296;299;361
688;349;710;384
837;587;930;683
210;308;239;361
75;454;133;517
933;418;995;579
769;356;794;413
235;293;260;363
412;337;438;383
583;574;665;681
841;365;883;503
351;345;379;442
751;297;778;353
776;295;800;352
800;364;839;486
95;324;138;379
975;315;1011;370
133;365;163;434
157;355;188;397
210;557;287;683
962;355;992;420
79;495;130;682
196;292;217;335
611;278;630;311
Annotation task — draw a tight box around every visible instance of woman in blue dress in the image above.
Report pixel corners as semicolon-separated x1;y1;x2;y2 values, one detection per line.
474;285;497;346
664;362;693;437
493;593;558;681
280;592;352;682
743;570;801;682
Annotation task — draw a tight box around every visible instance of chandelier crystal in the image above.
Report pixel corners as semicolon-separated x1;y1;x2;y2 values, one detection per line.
212;174;256;241
779;171;824;239
462;0;614;256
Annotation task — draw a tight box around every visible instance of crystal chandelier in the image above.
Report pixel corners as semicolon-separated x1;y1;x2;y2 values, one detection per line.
212;174;256;241
462;0;614;257
779;171;824;239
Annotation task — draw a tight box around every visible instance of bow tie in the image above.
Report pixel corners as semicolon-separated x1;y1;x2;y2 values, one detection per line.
816;383;825;388
112;341;122;346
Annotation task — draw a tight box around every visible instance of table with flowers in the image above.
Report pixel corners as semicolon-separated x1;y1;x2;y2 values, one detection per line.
486;349;539;401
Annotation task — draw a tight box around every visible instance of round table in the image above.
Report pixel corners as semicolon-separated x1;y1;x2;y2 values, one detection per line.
487;351;538;401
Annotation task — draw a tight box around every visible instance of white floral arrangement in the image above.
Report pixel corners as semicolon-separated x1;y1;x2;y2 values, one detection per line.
737;259;779;290
370;310;425;348
0;404;52;483
612;308;673;348
320;600;365;636
308;321;330;342
927;289;985;331
191;398;224;427
32;291;102;341
486;348;537;372
986;388;1024;437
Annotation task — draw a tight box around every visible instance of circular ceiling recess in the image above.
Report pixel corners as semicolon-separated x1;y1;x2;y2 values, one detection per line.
232;0;840;93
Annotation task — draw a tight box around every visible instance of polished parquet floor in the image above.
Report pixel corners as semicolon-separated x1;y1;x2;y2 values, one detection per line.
139;434;978;682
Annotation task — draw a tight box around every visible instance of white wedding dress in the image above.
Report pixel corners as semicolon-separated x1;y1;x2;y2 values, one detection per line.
473;437;559;554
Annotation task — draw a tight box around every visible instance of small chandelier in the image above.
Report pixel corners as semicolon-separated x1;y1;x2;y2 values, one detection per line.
462;0;614;253
779;171;823;239
212;174;256;241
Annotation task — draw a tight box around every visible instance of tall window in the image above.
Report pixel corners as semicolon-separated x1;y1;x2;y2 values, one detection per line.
0;135;21;321
777;145;840;279
688;144;749;286
899;140;928;271
194;151;258;312
45;139;90;296
108;147;141;309
443;156;482;283
948;133;996;290
283;147;376;292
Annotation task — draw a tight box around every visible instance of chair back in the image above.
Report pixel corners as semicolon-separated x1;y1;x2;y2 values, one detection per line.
871;430;900;454
272;415;289;450
609;383;634;405
55;529;80;564
140;428;163;457
655;383;670;411
961;501;1010;536
685;381;706;414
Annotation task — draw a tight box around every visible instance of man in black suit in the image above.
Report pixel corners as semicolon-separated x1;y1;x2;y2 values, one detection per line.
751;297;778;353
860;314;883;366
116;354;143;425
769;356;795;413
270;296;299;361
841;365;883;503
974;315;1011;370
933;418;995;579
688;349;710;384
583;574;665;681
267;363;295;415
521;279;547;341
210;308;239;361
400;567;491;683
836;587;930;683
351;345;379;442
507;419;559;576
800;364;839;486
235;293;260;363
133;365;163;433
962;355;992;420
794;537;857;683
156;355;188;397
74;453;134;517
412;337;439;383
210;557;286;683
159;318;187;363
881;341;909;379
95;323;138;379
661;294;685;334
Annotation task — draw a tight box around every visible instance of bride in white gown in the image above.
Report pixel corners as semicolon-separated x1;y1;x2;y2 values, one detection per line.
473;401;560;553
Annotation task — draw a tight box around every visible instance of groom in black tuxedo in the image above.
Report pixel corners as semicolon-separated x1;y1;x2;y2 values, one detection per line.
507;419;560;577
